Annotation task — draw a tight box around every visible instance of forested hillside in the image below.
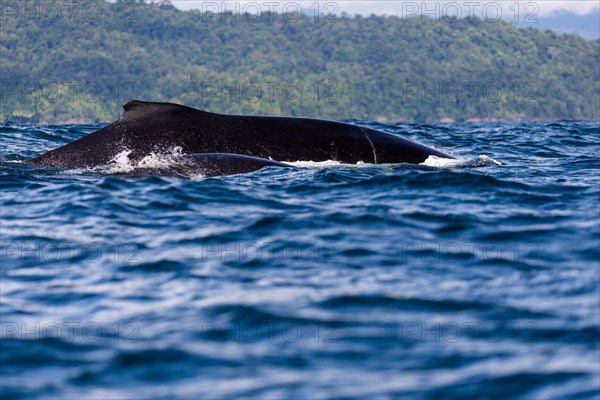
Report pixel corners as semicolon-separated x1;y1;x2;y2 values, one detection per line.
1;0;598;123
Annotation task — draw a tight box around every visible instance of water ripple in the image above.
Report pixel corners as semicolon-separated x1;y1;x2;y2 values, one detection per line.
1;121;599;399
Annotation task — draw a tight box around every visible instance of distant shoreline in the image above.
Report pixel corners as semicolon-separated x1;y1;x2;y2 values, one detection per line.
3;2;598;123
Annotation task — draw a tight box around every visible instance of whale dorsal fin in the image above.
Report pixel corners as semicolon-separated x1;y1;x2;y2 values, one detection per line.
121;100;172;120
123;100;149;112
121;100;214;122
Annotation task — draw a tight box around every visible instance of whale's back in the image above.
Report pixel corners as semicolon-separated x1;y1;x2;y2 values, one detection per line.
28;100;454;167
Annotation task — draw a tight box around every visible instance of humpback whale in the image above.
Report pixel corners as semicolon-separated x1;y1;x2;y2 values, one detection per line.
28;100;454;175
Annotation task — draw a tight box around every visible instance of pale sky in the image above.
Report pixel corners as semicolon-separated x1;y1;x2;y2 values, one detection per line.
170;1;600;17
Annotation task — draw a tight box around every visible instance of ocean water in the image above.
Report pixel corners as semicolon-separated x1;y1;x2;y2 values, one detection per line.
1;120;599;399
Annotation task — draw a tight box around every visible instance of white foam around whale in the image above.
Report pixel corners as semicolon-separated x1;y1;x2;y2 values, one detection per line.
290;155;501;169
101;147;186;174
420;155;502;168
64;151;500;178
288;160;345;168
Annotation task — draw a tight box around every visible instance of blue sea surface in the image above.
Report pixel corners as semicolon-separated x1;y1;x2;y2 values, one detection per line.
1;120;599;399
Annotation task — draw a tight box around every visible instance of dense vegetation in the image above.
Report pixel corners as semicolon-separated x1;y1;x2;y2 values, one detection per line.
1;0;598;123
